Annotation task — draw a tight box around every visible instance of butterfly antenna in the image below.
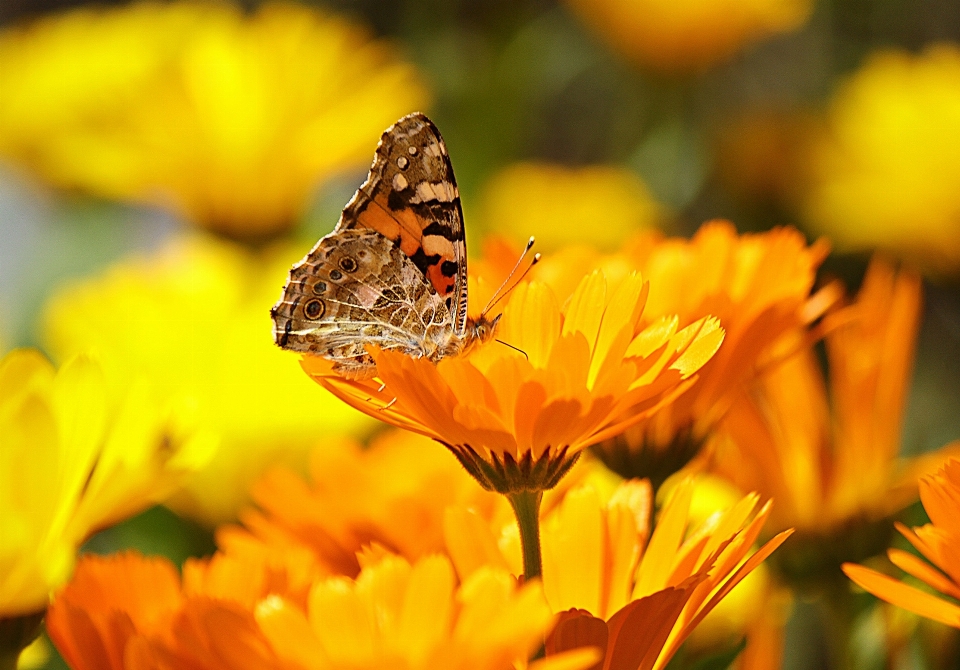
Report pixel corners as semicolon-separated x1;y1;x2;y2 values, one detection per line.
495;339;529;360
480;237;540;317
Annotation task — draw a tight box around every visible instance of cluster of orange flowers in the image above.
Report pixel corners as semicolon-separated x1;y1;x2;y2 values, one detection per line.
5;218;954;670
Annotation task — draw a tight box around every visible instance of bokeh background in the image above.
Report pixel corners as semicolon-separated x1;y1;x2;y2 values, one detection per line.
2;0;960;667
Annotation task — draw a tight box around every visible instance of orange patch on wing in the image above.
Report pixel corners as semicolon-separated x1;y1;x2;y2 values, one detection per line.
357;195;428;258
428;263;456;295
422;235;455;259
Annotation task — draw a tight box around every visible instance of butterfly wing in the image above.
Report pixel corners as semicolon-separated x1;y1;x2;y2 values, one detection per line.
336;112;469;335
272;229;454;378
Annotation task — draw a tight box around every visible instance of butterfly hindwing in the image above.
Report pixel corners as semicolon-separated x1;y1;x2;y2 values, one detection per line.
272;229;454;378
336;113;468;335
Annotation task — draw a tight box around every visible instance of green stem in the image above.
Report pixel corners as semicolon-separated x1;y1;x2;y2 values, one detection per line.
507;489;544;582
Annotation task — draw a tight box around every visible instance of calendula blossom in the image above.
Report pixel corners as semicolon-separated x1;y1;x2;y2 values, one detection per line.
444;477;790;670
802;44;960;275
712;259;960;540
218;430;502;579
303;271;722;493
479;163;665;252
219;428;594;582
563;0;812;72
534;221;836;489
844;458;960;629
0;1;428;238
42;234;372;525
0;349;210;660
47;551;598;670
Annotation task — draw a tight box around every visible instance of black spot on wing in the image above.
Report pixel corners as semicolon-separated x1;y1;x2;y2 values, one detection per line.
422;221;458;240
387;189;407;211
409;246;442;277
440;260;458;277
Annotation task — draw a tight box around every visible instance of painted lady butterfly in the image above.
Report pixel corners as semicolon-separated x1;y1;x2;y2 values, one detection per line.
272;113;501;379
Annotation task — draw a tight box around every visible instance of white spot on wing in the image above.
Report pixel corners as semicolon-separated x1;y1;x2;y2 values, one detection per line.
409;181;457;203
393;173;409;191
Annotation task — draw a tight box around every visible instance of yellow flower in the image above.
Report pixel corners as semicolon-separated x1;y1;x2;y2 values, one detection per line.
564;0;812;72
477;163;665;252
0;349;209;617
802;45;960;275
445;477;790;669
844;458;960;629
41;234;372;525
302;271;723;494
535;222;835;489
256;554;594;670
47;550;597;670
712;259;960;544
0;1;428;238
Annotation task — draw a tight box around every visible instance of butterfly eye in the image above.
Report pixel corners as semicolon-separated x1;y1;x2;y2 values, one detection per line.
339;257;358;273
304;299;325;320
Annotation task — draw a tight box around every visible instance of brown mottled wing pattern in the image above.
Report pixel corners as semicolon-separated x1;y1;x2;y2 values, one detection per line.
336;112;468;335
271;229;457;379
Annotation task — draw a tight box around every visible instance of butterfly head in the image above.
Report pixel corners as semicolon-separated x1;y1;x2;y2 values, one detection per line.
466;312;502;344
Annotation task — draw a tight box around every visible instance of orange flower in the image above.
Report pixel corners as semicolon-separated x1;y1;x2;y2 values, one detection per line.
844;458;960;629
712;259;960;538
47;551;596;670
46;550;316;669
534;221;835;488
255;554;595;670
218;428;596;589
444;478;790;670
217;430;501;578
302;271;723;494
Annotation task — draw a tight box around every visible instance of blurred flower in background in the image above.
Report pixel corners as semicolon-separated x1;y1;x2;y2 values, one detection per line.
563;0;813;72
0;349;210;626
713;109;820;213
40;234;372;525
477;162;666;251
218;430;501;580
713;260;957;543
802;45;960;276
0;1;428;239
708;260;960;669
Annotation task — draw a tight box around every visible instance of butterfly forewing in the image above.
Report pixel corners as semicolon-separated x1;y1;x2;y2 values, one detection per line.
336;113;468;334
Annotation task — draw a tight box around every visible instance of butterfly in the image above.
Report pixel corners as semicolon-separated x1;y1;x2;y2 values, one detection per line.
272;112;510;379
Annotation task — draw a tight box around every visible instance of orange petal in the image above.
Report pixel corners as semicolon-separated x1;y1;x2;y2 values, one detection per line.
843;563;960;628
